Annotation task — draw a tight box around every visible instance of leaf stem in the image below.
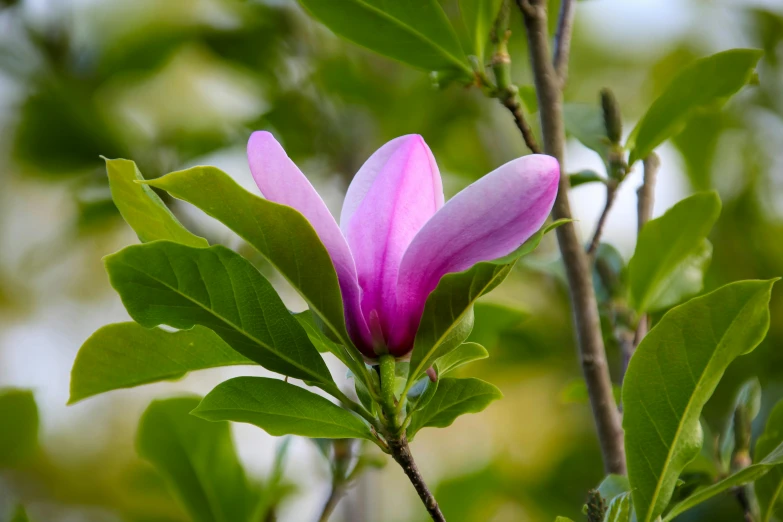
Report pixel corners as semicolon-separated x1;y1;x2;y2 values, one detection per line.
516;0;626;474
379;354;400;432
388;435;446;522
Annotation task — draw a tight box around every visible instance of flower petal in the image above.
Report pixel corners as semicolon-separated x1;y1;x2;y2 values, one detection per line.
342;135;444;344
392;154;560;347
247;131;369;345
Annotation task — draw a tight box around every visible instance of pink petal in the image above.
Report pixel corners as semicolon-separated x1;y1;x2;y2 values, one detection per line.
341;135;444;346
247;131;368;344
391;154;560;348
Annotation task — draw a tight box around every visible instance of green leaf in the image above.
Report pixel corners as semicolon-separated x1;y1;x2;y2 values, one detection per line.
144;167;359;371
298;0;472;78
663;440;783;521
628;49;763;164
563;104;609;162
293;310;366;383
435;342;489;376
569;169;605;188
628;192;721;313
756;399;783;522
10;505;30;522
69;322;253;404
408;377;502;438
459;0;503;61
603;493;633;522
405;219;567;388
193;377;373;440
104;241;333;386
623;279;777;522
719;378;762;471
105;158;208;248
597;474;631;502
137;397;260;522
0;389;38;468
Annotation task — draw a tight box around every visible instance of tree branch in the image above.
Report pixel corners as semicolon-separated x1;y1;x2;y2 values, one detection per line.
388;436;446;522
517;0;626;475
552;0;576;85
633;153;659;342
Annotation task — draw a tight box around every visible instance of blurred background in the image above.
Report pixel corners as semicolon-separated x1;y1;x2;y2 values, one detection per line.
0;0;782;520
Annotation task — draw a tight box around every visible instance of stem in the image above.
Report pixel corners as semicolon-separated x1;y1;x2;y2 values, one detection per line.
632;153;660;341
586;182;618;257
318;483;346;522
388;436;446;522
552;0;576;86
517;0;626;474
378;354;399;431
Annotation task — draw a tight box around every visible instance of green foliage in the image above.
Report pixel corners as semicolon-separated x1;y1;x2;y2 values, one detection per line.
569;170;605;188
628;49;763;164
104;241;333;385
597;474;630;501
69;322;252;404
144;167;368;382
0;389;38;468
623;279;776;522
459;0;504;61
193;377;374;440
435;342;489;376
408;377;502;438
719;378;762;470
136;397;261;522
298;0;472;79
756;399;783;522
10;505;30;522
603;493;633;522
563;104;609;162
663;439;783;520
628;192;720;313
406;220;567;389
105;158;208;247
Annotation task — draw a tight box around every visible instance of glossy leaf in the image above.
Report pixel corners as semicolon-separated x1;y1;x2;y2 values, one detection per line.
0;389;38;468
104;241;333;385
435;342;489;376
628;192;721;313
137;397;260;522
193;377;373;440
663;440;783;521
623;279;776;522
144;167;355;363
408;377;502;437
105;158;208;248
756;399;783;522
298;0;472;78
628;49;763;164
406;220;566;387
69;322;253;404
459;0;504;61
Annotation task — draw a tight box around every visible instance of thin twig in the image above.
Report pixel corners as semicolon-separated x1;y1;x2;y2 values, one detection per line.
499;95;541;154
552;0;576;86
632;153;659;342
586;182;618;258
318;483;346;522
517;0;626;475
388;436;446;522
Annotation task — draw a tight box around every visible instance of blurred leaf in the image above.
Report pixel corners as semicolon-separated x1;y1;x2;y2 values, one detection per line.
563;104;609;161
756;399;783;522
459;0;503;61
603;493;632;522
193;377;373;440
663;440;783;521
718;378;762;471
554;518;574;522
569;169;605;188
10;506;30;522
597;474;630;501
623;279;776;522
104;241;333;385
467;302;527;350
137;397;261;522
671;110;728;191
408;377;502;437
105;158;208;247
435;342;489;376
0;389;38;468
628;49;763;164
69;322;252;404
407;220;567;387
560;379;621;405
298;0;472;78
628;192;721;313
144;168;367;383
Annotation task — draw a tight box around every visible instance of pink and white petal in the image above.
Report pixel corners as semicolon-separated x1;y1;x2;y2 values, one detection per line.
342;135;444;339
391;154;560;346
247;131;368;343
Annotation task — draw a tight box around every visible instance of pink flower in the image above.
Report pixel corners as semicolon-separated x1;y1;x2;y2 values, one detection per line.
248;133;559;359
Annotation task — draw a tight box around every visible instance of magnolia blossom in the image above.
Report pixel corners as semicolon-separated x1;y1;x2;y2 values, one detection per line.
248;132;559;359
